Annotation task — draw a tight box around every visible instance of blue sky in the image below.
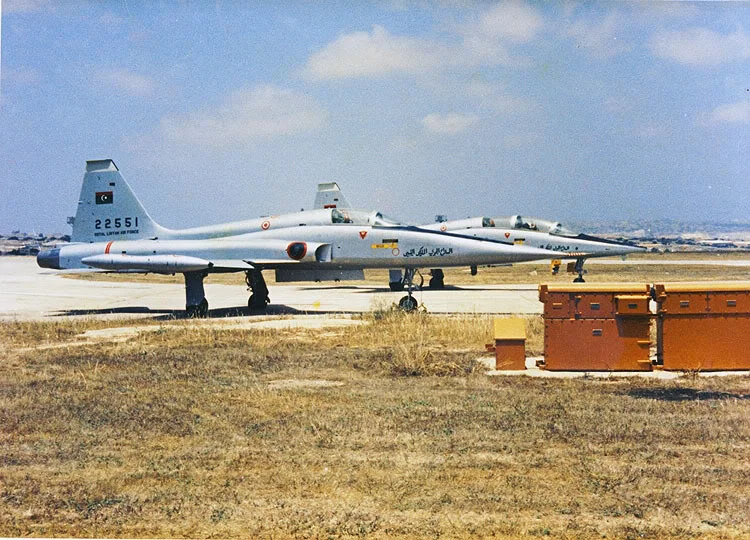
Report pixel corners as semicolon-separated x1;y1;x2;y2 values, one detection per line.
1;1;748;233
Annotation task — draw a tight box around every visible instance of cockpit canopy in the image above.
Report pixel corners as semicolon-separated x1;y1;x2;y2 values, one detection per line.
492;215;578;237
331;209;403;227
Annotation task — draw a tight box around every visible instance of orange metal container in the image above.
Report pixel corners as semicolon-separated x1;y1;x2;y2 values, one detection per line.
539;283;651;320
538;283;653;371
543;318;652;371
615;295;652;317
655;282;750;371
492;318;526;370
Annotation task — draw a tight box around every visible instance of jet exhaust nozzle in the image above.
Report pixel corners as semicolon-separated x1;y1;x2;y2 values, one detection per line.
37;248;61;269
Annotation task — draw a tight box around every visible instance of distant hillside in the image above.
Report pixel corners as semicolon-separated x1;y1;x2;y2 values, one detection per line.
565;219;750;237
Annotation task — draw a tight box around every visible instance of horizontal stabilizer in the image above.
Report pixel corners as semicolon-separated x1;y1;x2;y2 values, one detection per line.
81;254;211;273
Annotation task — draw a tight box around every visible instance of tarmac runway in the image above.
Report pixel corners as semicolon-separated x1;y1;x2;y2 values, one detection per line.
0;257;543;320
5;256;747;378
4;256;750;321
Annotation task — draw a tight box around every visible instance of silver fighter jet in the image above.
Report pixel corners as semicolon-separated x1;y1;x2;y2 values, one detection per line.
420;215;644;286
37;160;560;314
312;184;644;289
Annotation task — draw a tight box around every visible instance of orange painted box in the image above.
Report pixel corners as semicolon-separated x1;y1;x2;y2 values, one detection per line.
542;318;652;371
655;282;750;371
492;318;526;370
539;283;651;320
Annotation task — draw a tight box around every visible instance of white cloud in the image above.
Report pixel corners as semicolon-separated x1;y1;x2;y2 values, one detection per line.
302;25;445;81
94;68;154;96
3;0;47;14
565;12;630;59
1;67;42;86
702;101;750;126
99;12;125;25
160;85;328;147
458;1;542;64
650;28;750;66
303;3;543;81
463;79;534;114
422;113;478;135
471;1;543;44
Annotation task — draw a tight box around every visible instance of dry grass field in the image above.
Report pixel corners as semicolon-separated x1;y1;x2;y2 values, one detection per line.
1;310;748;538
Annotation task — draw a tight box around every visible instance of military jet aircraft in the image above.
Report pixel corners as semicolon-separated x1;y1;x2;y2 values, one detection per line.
313;184;645;289
37;160;560;315
420;215;644;286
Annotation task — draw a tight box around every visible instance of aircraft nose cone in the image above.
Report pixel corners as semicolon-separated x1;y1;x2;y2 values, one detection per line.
610;239;646;255
37;248;61;269
625;243;647;254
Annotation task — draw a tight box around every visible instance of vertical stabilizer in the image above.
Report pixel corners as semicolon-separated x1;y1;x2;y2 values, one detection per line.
313;182;352;210
71;160;167;242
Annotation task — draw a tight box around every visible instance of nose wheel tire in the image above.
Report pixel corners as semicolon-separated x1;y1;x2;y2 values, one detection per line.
398;295;418;312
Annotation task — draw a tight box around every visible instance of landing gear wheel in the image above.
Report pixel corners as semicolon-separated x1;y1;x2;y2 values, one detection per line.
572;258;587;283
187;298;209;318
246;270;270;311
248;294;268;311
428;269;445;290
398;295;418;312
389;281;405;292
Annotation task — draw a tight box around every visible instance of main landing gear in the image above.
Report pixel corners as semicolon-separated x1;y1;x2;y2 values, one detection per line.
389;269;445;290
246;269;270;310
184;271;209;317
389;269;405;292
428;269;445;289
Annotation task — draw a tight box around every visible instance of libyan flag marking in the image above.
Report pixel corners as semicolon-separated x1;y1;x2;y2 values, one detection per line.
95;191;113;205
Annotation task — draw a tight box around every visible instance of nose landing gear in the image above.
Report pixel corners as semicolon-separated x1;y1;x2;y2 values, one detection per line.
398;268;423;312
572;257;587;283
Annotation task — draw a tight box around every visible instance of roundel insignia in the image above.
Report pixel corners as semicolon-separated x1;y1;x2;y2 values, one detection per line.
261;220;271;230
504;232;510;238
359;231;367;239
392;248;400;256
440;225;447;232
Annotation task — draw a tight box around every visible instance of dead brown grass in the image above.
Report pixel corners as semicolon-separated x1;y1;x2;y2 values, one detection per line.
1;315;749;538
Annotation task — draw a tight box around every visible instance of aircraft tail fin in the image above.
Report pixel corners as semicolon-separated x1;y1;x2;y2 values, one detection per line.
313;182;351;210
71;160;168;243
